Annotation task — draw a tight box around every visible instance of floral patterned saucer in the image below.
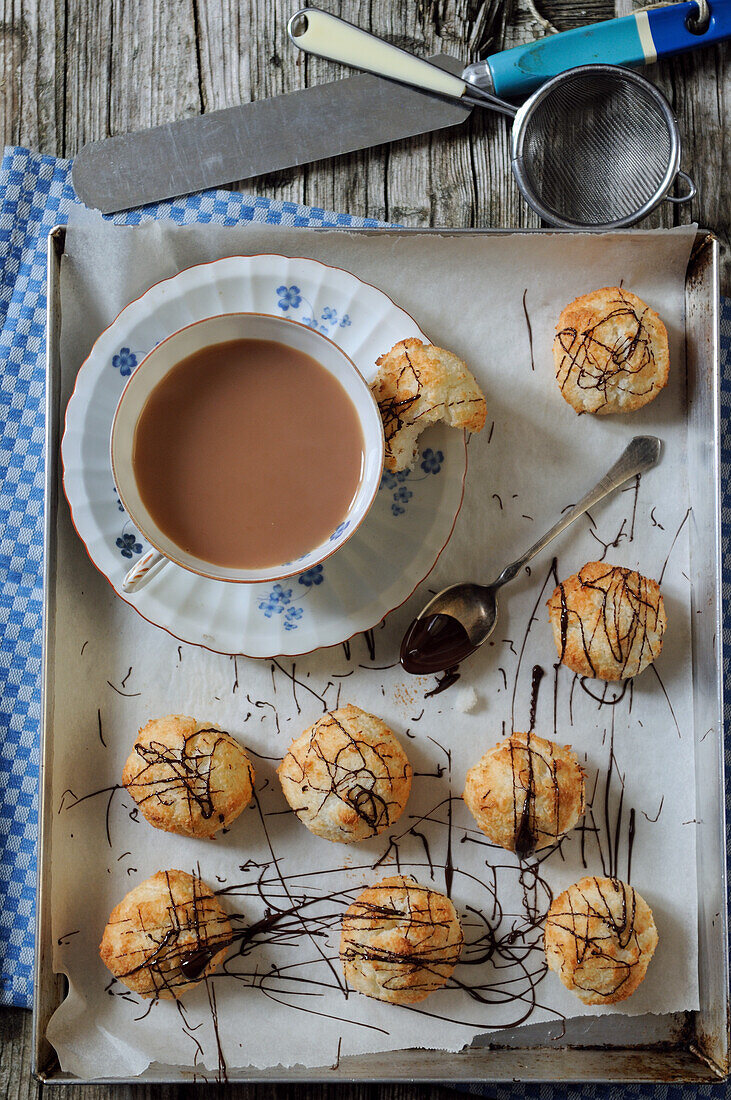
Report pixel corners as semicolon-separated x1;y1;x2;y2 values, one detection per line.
62;255;467;657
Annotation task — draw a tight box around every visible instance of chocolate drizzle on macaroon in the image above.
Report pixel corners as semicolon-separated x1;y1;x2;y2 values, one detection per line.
544;875;658;1004
340;875;464;1003
277;705;412;843
553;288;669;416
512;666;546;856
122;716;255;838
100;869;233;999
464;727;585;858
131;730;224;821
548;563;667;682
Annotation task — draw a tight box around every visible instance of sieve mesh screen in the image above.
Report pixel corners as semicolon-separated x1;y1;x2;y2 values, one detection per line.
518;70;674;227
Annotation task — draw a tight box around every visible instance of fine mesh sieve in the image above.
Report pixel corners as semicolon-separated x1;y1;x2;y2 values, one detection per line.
288;10;697;231
507;65;695;229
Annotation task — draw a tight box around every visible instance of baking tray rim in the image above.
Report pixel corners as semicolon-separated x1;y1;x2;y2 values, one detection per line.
33;223;728;1084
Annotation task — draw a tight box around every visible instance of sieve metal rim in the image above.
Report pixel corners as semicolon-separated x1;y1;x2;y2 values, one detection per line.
510;63;682;231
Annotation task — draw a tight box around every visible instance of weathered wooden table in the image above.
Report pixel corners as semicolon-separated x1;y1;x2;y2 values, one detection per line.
0;1;728;1097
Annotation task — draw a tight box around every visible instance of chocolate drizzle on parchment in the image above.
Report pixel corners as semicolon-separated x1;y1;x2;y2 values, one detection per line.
98;735;566;1070
424;667;461;697
522;288;535;372
60;497;685;1080
509;667;547;858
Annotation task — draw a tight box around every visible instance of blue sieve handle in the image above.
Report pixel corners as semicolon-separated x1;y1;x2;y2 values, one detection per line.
486;1;731;99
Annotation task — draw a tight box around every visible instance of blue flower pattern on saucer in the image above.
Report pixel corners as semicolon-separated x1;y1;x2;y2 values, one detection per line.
112;489;148;563
276;284;302;311
274;284;351;335
380;449;445;516
284;607;303;630
258;566;328;630
112;347;138;376
421;448;444;474
380;469;409;491
116;533;143;559
391;484;413;515
258;583;293;618
299;564;324;587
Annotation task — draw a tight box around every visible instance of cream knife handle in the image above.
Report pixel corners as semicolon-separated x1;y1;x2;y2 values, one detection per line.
288;8;468;102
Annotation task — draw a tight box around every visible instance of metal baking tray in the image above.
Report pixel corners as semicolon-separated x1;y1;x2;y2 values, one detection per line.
33;224;728;1084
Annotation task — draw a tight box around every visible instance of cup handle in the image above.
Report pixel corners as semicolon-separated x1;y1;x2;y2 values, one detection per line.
122;548;166;593
665;170;697;204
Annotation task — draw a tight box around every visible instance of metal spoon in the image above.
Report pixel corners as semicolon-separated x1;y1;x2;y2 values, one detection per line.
400;435;662;675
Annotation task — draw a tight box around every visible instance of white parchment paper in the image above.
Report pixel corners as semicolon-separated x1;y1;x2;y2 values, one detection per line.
47;219;698;1078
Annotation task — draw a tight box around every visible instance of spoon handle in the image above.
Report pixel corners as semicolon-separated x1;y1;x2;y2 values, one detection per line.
491;435;662;588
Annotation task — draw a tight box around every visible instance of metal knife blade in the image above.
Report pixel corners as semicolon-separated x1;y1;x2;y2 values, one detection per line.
72;56;470;214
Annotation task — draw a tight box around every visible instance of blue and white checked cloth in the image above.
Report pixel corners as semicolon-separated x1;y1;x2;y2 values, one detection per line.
0;145;729;1097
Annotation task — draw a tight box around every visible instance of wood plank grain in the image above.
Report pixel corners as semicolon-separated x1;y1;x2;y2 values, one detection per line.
194;0;517;226
0;0;63;152
194;0;303;207
0;1009;37;1100
534;0;615;31
63;0;201;151
108;0;201;133
62;1;114;150
664;43;731;257
2;0;725;289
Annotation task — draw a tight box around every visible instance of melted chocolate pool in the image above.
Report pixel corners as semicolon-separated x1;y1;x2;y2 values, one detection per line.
400;613;476;674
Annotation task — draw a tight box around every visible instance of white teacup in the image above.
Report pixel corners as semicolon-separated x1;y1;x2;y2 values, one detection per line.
110;312;385;584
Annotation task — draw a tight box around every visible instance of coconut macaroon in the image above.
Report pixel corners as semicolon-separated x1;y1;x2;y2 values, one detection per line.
277;704;412;843
544;876;658;1005
99;869;232;999
372;338;487;471
122;715;255;839
463;732;585;856
553;287;669;415
548;562;666;681
340;875;463;1003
